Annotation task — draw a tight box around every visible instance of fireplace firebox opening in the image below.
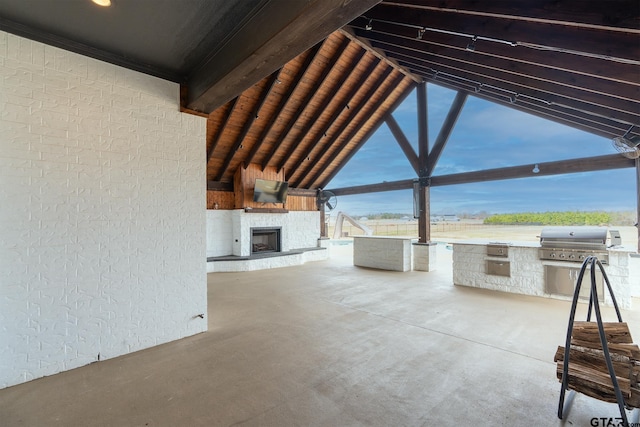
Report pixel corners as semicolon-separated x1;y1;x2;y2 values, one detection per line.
251;227;282;254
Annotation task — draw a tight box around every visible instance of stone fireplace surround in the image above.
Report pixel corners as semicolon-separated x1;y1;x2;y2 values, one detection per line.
206;209;325;259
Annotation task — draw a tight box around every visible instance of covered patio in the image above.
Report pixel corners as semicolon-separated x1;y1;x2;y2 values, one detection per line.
2;244;638;426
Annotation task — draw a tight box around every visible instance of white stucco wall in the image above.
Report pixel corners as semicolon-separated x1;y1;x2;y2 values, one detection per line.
0;31;208;389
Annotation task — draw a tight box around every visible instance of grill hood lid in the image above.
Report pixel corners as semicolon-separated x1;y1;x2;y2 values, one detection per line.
539;226;608;246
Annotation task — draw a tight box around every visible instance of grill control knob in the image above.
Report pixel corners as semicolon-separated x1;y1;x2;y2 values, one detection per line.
560;253;566;259
569;254;576;259
550;253;556;258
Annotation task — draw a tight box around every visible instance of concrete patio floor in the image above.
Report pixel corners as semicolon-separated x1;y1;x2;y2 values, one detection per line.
1;243;639;426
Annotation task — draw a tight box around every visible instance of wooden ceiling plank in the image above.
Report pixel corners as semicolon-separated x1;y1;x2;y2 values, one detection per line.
327;153;634;195
261;37;351;171
244;43;323;166
319;77;415;189
291;57;383;187
386;48;640;126
285;52;376;186
385;113;420;175
277;47;367;173
300;65;395;188
214;70;282;181
385;0;640;32
186;0;381;113
363;4;640;63
426;91;468;176
367;38;640;119
207;96;239;165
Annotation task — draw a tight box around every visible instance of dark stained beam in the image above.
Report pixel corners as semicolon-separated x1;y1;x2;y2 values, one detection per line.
426;91;468;176
292;57;382;186
386;0;640;31
351;19;640;86
327;154;635;195
363;4;640;64
206;181;234;191
416;82;428;176
319;78;415;188
415;81;429;243
244;43;323;166
214;70;281;181
186;0;382;113
207;97;239;164
261;37;351;171
414;70;633;140
286;187;318;197
300;66;395;189
385;114;420;175
277;48;367;173
369;38;639;122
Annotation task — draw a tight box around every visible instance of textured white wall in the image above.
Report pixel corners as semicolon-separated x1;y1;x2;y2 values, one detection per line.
0;31;208;389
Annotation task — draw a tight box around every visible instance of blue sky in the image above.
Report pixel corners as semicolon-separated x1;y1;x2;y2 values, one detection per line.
326;83;636;216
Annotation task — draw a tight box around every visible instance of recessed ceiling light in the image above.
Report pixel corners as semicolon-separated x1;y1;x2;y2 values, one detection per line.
92;0;111;7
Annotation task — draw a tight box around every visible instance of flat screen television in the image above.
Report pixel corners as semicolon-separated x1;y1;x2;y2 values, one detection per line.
253;179;288;204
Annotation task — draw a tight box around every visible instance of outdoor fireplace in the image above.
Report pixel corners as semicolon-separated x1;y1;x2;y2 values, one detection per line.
251;227;281;254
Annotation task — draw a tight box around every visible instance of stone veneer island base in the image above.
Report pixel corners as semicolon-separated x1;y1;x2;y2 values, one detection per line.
452;240;634;309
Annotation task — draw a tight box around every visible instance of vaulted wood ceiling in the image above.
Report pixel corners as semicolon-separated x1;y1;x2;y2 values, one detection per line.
205;31;414;189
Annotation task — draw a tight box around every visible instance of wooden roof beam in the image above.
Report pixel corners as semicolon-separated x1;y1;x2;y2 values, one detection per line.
369;39;639;120
363;5;639;64
206;97;239;165
277;48;367;173
319;77;415;189
291;57;382;187
261;37;351;171
214;70;281;181
299;65;394;188
327;154;635;195
185;0;381;113
426;91;468;176
244;43;323;166
385;114;420;175
403;62;638;137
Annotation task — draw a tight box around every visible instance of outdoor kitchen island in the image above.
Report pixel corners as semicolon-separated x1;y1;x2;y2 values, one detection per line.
452;238;634;309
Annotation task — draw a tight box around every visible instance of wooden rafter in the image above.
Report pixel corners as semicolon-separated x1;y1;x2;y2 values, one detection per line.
369;38;638;123
214;70;281;181
261;37;351;170
277;48;368;173
283;51;372;182
299;65;394;188
244;44;323;166
292;57;382;187
304;69;402;188
319;76;415;188
206;97;239;165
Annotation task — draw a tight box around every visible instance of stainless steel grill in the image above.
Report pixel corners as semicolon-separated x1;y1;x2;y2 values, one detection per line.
539;226;609;264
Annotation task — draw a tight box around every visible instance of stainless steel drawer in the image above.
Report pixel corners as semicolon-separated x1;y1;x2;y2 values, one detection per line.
486;260;510;277
487;244;509;257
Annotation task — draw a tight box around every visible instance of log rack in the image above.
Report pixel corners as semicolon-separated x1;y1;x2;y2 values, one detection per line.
556;256;639;426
